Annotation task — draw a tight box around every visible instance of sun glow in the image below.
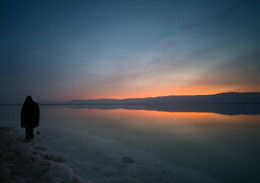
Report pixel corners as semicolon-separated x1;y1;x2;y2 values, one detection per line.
84;87;251;100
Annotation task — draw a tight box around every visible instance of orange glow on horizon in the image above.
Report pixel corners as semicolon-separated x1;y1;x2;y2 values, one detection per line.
83;87;260;100
82;89;220;100
77;79;260;100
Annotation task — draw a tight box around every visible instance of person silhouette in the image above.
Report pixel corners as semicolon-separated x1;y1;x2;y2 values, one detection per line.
21;96;40;139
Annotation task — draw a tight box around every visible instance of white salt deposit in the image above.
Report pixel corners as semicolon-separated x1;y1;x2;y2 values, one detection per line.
0;126;221;183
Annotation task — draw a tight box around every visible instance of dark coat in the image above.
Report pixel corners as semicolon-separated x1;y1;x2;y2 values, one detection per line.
21;96;40;128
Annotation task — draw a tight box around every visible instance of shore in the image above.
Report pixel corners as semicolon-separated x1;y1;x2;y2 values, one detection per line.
0;127;86;183
0;126;221;183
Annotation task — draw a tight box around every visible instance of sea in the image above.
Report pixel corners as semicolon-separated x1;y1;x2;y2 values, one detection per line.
1;104;260;183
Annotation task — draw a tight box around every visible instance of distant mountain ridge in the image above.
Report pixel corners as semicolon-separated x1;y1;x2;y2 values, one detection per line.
68;92;260;105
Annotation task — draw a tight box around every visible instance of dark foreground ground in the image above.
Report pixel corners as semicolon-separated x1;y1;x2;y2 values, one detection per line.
0;127;86;183
0;126;221;183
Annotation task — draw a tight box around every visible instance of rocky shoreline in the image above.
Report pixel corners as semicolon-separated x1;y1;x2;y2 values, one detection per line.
1;126;221;183
0;127;86;183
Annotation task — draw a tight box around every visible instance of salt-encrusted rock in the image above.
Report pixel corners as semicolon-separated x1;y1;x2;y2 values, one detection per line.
45;153;68;162
30;154;43;162
15;143;34;155
35;145;49;151
34;150;46;157
46;162;85;183
1;135;17;145
122;156;137;163
0;127;86;183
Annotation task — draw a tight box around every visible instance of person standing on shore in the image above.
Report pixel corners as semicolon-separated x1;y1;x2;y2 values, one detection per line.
21;96;40;140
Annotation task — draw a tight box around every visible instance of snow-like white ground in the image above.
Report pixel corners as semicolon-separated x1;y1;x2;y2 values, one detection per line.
1;126;221;183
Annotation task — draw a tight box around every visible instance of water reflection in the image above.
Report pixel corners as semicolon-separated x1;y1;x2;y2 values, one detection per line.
67;103;260;115
1;105;260;182
59;107;260;182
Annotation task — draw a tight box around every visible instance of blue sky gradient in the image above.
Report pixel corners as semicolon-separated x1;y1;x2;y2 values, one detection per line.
1;0;260;103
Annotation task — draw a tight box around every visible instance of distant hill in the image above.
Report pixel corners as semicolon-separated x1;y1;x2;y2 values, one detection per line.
68;92;260;105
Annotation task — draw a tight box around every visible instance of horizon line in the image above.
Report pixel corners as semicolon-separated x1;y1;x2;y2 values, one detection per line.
72;91;260;101
1;91;260;105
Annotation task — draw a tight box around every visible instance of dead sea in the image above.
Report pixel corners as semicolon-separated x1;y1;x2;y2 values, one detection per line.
0;126;220;183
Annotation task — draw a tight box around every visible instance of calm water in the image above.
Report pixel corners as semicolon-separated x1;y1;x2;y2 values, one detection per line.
1;105;260;182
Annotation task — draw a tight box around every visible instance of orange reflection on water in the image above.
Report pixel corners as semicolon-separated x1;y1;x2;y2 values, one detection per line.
80;108;260;124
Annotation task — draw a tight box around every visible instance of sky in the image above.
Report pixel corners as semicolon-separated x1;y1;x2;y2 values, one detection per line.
1;0;260;103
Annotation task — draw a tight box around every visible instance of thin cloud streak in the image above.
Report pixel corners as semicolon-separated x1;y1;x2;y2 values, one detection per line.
1;0;260;102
